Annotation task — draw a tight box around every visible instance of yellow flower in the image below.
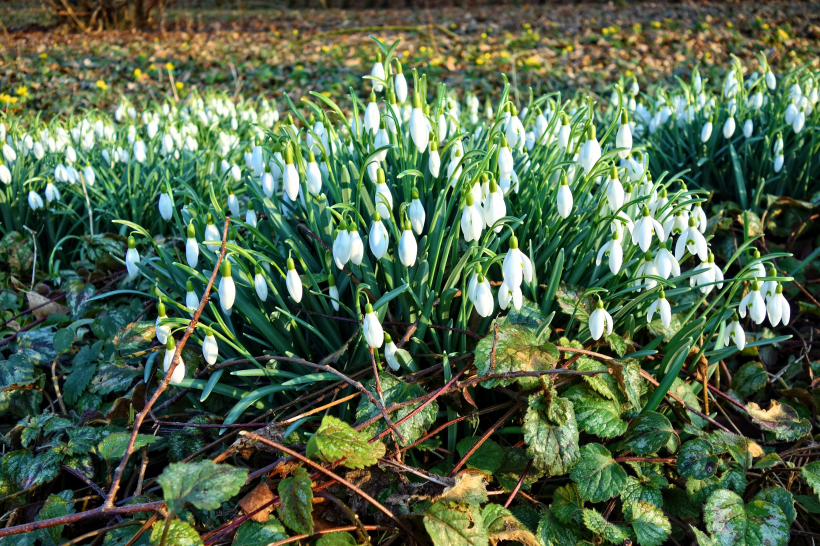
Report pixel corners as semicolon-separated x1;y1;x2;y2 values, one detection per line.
726;22;734;29
149;63;156;70
96;80;108;90
402;50;408;57
39;53;47;60
776;28;789;40
321;45;329;53
175;81;183;90
134;68;143;78
481;33;487;39
15;86;29;98
476;57;485;66
761;23;770;30
650;21;662;29
165;62;174;71
292;29;299;35
0;94;10;104
625;69;634;77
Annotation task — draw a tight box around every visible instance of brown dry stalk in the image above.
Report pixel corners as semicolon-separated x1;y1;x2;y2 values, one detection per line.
450;401;524;476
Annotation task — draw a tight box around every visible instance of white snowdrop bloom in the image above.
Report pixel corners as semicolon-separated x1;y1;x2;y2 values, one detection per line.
348;225;364;266
700;120;713;143
502;236;533;288
229;163;241;182
468;272;494;318
534;110;549;144
766;70;776;90
185;280;199;310
394;62;408;103
163;338;186;386
746;249;765;278
364;93;380;135
766;283;790;326
774;154;784;173
305;151;322;196
253;265;268;302
498;279;523;311
632;206;666;252
325;274;340;312
647;290;672;327
261;166;274;198
626;154;644;182
483;178;506;233
204;214;221;251
133;140;147;163
285;258;302;303
408;188;425;235
750;91;764;110
461;193;484;243
282;146;300;201
383;334;401;371
333;221;352;269
428;139;441;178
159;188;174;221
185;222;199;269
202;330;219;366
579;126;602;175
557;173;573;219
596;230;623;275
785;103;798;125
64;145;77;165
724;314;746;350
33;141;44;160
743;119;753;138
761;267;778;299
369;212;390;260
370;56;385;93
373;123;390;162
634;252;659;291
373;169;393;220
155;302;170;345
362;303;384;348
436;111;448;144
45;182;61;203
557;114;571;148
691;253;724;294
793;109;806;133
497;136;514;177
691;203;707;233
251;145;265;176
218;262;236;313
663;210;686;238
723;116;736;139
125;236;140;280
226;187;240;217
447;149;464;187
723;70;738;98
398;221;417;267
675;217;708;261
505;110;525;150
739;280;766;324
616;111;632;159
244;200;258;228
612;210;634;239
589;298;614;341
409;94;429;152
0;161;10;185
654;242;680;279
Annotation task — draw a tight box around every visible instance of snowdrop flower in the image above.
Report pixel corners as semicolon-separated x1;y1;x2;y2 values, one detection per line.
349;224;364;266
261;165;274;198
596;230;623;275
44;180;62;203
579;125;602;175
374;168;393;219
204;213;221;251
155;301;170;345
785;103;798;125
626;153;644;183
408;188;425;235
159;185;174;221
0;162;10;185
218;261;236;313
282;146;300;201
691;253;724;294
398;221;417;267
632;206;666;252
557;114;571;148
765;70;776;90
774;153;784;173
497;136;514;177
616;110;632;159
634;252;659;291
654;241;680;279
468;270;494;317
362;303;384;348
424;137;441;178
252;145;265;177
285;257;302;303
647;290;672;327
675;217;708;261
739;281;766;324
761;266;778;299
505;107;525;149
793;109;806;133
498;279;522;311
461;193;484;243
723;116;736;139
483;178;506;233
185;222;199;268
125;236;140;280
502;236;533;288
370;55;385;93
663;210;688;238
333;221;352;269
766;283;790;326
724;313;746;350
133;140;147;163
557;172;573;219
394;61;408;103
83;165;95;186
245;200;257;228
409;93;429;152
691;203;707;233
369;212;390;260
306;151;322;196
700;119;713;142
163;338;186;386
252;265;268;302
364;92;380;135
1;143;15;164
447;148;463;187
185;280;199;310
743;119;753;138
589;298;613;340
202;329;219;366
383;334;401;371
227;187;240;217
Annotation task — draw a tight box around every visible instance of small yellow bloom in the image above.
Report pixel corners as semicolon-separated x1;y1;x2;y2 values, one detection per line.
481;33;487;39
625;69;634;77
776;28;789;40
292;29;299;35
15;86;29;98
321;45;329;53
175;81;183;90
39;53;47;60
726;22;734;29
165;62;174;71
762;23;770;30
96;80;108;90
402;50;408;57
149;63;156;70
134;68;143;78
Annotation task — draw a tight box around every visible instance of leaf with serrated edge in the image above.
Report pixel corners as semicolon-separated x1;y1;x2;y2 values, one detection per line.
745;400;811;442
522;396;580;476
582;509;630;543
277;467;314;535
570;443;627;503
537;510;581;546
423;501;489;546
157;460;247;516
149;519;203;546
564;385;627;439
308;415;386;469
628;501;670;546
677;439;718;480
753;487;795;525
704;489;789;546
551;483;585;524
802;461;820;497
618;412;673;455
474;325;560;389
